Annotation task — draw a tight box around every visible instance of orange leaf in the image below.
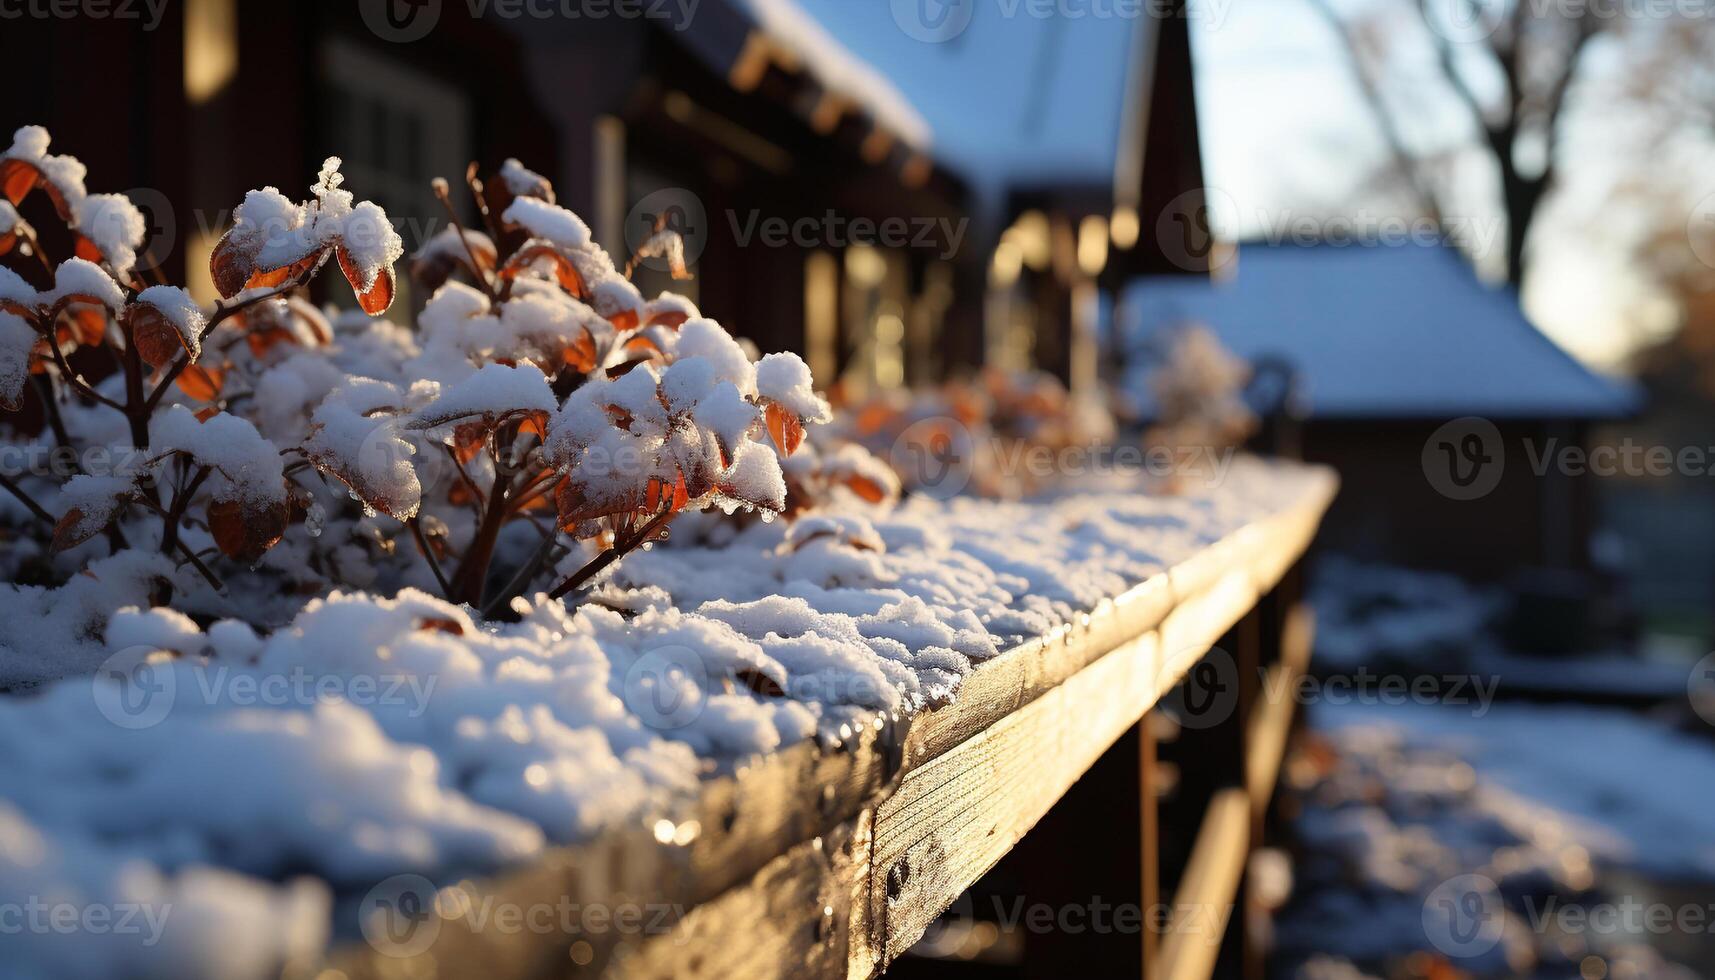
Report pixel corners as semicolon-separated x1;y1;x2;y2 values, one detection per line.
73;234;104;265
246;326;296;358
193;406;219;422
844;474;889;504
0;231;15;256
563;329;599;374
417;617;464;636
208;498;288;563
62;305;107;347
0;159;37;205
176;364;224;402
644;309;690;330
764;402;804;456
498;243;584;298
337;245;397;315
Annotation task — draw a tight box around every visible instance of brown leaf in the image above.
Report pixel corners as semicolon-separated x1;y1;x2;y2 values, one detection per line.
417;617;465;636
208;229;256;299
126;303;191;368
61;305;107;347
337;245;397;315
208;497;287;563
764;402;804;456
50;506;90;553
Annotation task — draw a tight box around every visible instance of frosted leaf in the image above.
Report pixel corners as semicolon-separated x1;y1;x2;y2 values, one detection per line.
44;257;124;311
501;196;590;249
71;193;146;278
51;473;140;552
303;381;422;520
405;362;556;436
755;351;831;423
715;440;786;514
0;312;36;410
129;285;206;366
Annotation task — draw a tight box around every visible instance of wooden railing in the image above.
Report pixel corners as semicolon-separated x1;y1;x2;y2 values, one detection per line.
330;468;1337;980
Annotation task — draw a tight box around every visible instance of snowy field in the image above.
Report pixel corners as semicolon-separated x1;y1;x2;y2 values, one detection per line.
1275;687;1715;978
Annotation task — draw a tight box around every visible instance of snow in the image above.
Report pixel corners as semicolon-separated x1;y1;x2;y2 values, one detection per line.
728;0;932;150
755;351;831;422
501;195;591;249
406;362;556;435
149;405;288;508
1276;701;1713;979
0;454;1321;976
71;193;147;278
1122;243;1640;420
43;257;125;311
497;158;552;201
0;311;37;409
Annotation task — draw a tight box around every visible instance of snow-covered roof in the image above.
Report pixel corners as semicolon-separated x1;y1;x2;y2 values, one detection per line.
726;0;933;150
1123;243;1640;421
774;1;1149;197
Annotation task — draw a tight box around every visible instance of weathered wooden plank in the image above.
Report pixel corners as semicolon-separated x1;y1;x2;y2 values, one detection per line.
1247;605;1314;818
1155;787;1250;980
326;469;1338;980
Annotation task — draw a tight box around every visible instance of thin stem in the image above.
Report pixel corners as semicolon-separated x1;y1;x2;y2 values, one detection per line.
465;162;505;246
442;444;486;511
0;471;55;524
173;544;223;591
43;328;124;411
30;374;72;450
159;464;211;556
407;516;453;599
546;509;674;601
431;180;499;303
480;529;560;620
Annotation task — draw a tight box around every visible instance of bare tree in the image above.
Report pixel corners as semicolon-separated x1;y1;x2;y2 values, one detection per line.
1307;0;1602;286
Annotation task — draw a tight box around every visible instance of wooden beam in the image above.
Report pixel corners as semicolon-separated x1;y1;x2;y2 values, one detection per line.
1247;604;1314;819
1154;788;1250;980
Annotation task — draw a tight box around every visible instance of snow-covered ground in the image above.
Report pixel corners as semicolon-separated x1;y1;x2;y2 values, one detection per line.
0;458;1320;979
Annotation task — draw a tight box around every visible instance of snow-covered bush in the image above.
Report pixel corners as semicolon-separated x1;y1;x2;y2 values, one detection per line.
0;126;839;649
